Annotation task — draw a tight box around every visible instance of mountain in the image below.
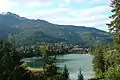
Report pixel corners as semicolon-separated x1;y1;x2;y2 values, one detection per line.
0;12;113;47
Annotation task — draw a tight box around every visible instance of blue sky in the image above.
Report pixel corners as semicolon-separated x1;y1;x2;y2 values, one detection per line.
0;0;112;31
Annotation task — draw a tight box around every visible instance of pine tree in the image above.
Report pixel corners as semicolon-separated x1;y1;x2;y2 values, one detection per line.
62;64;69;80
107;0;120;43
77;68;84;80
92;46;105;78
0;40;31;80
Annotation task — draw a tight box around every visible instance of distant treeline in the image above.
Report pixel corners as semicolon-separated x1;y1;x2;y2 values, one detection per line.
0;40;84;80
15;42;89;58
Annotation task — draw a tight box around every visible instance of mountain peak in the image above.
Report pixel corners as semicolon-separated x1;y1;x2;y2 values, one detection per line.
1;12;8;15
1;12;20;18
0;12;29;21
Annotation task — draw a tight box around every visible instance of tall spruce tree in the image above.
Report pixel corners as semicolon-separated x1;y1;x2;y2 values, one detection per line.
77;68;84;80
0;40;31;80
92;46;105;78
91;0;120;79
107;0;120;43
62;64;69;80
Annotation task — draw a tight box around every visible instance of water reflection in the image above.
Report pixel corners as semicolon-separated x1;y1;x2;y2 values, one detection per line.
23;54;94;80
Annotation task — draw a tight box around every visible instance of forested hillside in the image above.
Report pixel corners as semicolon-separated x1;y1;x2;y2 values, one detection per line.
0;12;112;47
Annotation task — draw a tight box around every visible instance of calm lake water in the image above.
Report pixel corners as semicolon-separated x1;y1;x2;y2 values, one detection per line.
23;54;94;80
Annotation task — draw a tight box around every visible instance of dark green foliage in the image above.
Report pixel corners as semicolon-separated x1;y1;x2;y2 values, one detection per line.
77;68;84;80
0;40;32;80
91;44;120;80
23;46;41;58
107;0;120;44
62;65;69;80
40;46;61;80
22;43;74;58
43;56;58;77
91;0;120;79
92;46;105;78
105;65;120;80
0;40;68;80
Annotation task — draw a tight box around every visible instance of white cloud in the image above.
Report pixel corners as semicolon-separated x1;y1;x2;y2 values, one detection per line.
37;5;111;31
65;0;83;4
0;0;53;12
0;0;15;12
12;0;53;7
15;7;69;19
0;0;112;31
69;5;111;17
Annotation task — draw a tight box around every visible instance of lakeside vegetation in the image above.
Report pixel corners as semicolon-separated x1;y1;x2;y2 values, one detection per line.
0;40;84;80
14;42;89;58
0;0;120;80
90;0;120;80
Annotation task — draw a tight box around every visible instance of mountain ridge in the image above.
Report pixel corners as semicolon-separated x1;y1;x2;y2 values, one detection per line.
0;12;106;31
0;12;113;47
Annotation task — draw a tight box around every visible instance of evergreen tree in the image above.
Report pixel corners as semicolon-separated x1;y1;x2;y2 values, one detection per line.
92;46;105;78
91;0;120;79
0;40;31;80
41;46;58;80
107;0;120;43
77;68;84;80
62;64;69;80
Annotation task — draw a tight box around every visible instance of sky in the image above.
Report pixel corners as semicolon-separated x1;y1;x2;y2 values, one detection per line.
0;0;112;31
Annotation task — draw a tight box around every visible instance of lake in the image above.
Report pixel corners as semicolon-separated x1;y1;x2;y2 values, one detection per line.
23;54;94;80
